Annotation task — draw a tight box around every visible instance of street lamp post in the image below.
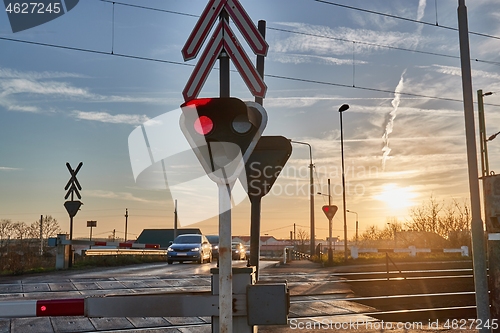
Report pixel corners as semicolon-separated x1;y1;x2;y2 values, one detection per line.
346;210;358;244
339;104;350;262
290;140;315;256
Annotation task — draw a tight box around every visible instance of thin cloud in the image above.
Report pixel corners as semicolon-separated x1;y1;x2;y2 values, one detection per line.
271;53;363;66
0;67;87;80
0;79;91;98
430;65;500;81
72;111;150;125
272;22;426;56
0;67;169;115
0;167;21;171
85;190;156;203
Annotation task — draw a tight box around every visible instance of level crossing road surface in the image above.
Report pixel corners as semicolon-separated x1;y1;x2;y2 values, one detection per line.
0;260;479;332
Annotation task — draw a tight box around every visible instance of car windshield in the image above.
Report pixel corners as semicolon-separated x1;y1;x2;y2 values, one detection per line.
206;235;219;244
232;243;241;249
174;235;201;244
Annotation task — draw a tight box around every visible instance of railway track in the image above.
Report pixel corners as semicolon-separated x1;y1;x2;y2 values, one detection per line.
0;262;480;332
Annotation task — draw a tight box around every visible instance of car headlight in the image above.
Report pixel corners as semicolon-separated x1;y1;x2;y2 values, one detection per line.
167;247;173;252
191;247;200;252
214;245;219;250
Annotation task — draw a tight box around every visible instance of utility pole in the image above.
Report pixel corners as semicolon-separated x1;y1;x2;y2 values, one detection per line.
293;223;296;247
457;1;491;329
174;200;178;239
124;208;128;242
39;215;43;256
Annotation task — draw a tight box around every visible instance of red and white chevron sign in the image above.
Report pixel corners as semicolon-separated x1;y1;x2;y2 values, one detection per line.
182;0;268;101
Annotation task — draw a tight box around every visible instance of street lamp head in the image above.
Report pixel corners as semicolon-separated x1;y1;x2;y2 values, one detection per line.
488;131;500;142
338;104;350;112
483;92;493;96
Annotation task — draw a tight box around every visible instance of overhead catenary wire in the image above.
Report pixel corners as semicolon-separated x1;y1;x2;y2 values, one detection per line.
2;35;500;108
100;0;500;42
311;0;500;41
1;0;500;103
98;0;500;67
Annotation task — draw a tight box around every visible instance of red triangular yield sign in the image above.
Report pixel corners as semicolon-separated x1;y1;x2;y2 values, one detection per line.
322;205;338;220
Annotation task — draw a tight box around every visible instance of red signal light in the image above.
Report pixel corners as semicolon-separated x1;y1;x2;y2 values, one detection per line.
194;116;214;135
183;97;213;108
323;206;329;212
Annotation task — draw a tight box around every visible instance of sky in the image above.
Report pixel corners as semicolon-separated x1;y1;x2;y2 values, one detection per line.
1;0;500;242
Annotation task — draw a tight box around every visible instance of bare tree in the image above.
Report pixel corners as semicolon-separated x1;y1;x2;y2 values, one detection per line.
407;195;442;234
11;222;28;241
0;219;14;248
406;196;471;247
296;228;308;252
28;215;61;240
360;225;381;241
441;199;471;247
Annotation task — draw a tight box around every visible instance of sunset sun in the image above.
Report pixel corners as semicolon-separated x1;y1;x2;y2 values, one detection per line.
374;183;417;210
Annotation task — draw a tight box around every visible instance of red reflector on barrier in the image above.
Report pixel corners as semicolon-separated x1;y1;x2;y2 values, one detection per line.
36;299;84;317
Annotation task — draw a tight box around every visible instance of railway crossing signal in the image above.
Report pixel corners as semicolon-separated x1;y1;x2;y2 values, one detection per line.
64;162;83;268
64;162;83;218
182;0;268;61
180;1;271;331
179;97;267;184
64;162;82;200
181;0;268;101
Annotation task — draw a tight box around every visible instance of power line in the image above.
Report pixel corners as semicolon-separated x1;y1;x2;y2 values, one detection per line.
97;0;500;67
0;36;193;68
99;0;199;18
265;74;500;107
310;0;500;41
3;35;500;108
268;26;460;61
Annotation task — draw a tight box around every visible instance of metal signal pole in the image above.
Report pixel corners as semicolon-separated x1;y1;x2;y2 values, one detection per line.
218;10;232;333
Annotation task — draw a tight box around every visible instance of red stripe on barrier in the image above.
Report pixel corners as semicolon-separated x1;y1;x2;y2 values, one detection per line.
119;243;132;248
36;299;84;317
145;244;160;249
94;241;106;246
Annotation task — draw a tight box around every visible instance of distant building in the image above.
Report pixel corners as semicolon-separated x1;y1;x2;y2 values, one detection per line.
136;229;202;249
232;235;280;246
232;235;293;256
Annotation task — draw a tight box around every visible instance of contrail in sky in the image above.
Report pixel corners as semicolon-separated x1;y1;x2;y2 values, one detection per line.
381;2;424;170
416;0;427;35
381;69;406;171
